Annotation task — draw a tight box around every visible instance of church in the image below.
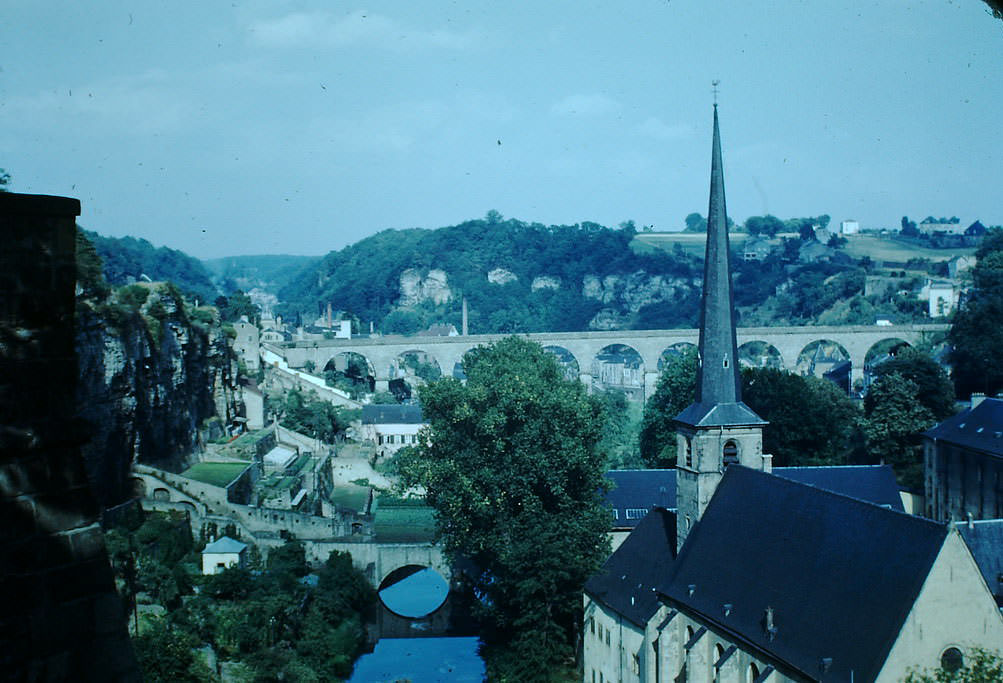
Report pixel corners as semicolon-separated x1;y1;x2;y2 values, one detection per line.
582;106;1003;683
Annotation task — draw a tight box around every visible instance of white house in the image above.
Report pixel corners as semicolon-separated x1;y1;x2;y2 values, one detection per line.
361;404;426;458
232;319;260;371
839;219;860;235
201;536;247;575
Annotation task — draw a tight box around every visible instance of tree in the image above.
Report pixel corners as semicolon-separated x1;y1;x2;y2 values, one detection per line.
901;215;919;236
742;367;861;467
133;616;214;682
950;229;1003;398
397;337;609;678
904;648;1003;682
866;347;955;421
639;349;699;467
0;168;10;191
745;214;785;237
684;212;707;233
863;373;935;489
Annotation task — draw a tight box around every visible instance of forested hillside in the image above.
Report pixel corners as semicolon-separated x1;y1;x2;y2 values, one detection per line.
279;216;703;333
277;214;935;334
204;254;320;295
82;229;218;303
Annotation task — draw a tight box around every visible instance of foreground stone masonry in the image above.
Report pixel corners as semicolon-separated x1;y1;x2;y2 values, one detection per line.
0;192;140;680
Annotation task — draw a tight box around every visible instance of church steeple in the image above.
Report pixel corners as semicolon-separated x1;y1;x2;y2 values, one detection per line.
675;105;764;429
674;102;769;552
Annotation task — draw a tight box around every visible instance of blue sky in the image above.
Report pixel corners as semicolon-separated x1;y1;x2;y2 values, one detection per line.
2;1;1001;257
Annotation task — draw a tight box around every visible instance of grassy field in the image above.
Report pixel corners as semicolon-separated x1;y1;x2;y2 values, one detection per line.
181;461;250;488
633;232;975;263
373;502;437;543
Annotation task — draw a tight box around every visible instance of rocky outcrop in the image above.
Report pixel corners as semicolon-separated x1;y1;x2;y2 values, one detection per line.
488;268;518;285
399;268;453;306
531;276;561;291
75;288;237;509
582;272;696;313
588;308;630;331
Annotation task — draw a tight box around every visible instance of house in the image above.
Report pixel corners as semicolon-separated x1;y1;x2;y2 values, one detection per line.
924;395;1003;522
966;220;987;238
948;254;975;279
232;318;260;371
921;279;959;318
240;378;265;430
742;237;773;262
797;240;834;264
361;404;426;457
417;323;459;337
839;219;860;235
201;536;247;575
584;106;1003;683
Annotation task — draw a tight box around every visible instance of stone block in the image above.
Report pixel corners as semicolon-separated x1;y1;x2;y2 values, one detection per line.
47;558;116;605
34;488;100;533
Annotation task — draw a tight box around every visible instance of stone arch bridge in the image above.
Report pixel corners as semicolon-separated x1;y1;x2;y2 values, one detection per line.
275;324;949;401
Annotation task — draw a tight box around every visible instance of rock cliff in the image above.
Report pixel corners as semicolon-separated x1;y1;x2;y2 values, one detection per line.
75;285;237;509
399;268;453;306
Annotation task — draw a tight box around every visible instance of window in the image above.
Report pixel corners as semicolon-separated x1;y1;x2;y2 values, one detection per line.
748;663;761;682
378;435;383;445
388;435;395;444
590;617;595;634
941;648;964;672
685;437;693;468
605;629;610;646
723;440;739;467
625;508;647;520
632;653;640;675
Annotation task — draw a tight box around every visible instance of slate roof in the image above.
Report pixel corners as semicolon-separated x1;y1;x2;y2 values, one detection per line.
924;398;1003;458
659;466;948;683
203;536;247;554
604;470;677;527
957;519;1003;604
675;401;767;428
601;466;902;514
773;465;903;511
585;508;677;627
362;404;425;425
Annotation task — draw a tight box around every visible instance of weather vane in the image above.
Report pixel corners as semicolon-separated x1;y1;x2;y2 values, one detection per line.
712;80;721;106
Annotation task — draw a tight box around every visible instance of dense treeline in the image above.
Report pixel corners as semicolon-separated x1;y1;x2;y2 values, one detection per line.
203;254;320;296
278;215;700;333
83;229;218;303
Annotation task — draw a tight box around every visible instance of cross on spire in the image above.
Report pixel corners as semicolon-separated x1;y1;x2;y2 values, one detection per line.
712;80;720;106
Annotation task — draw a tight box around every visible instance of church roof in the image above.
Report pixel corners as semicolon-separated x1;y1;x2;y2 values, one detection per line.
604;470;677;527
675;400;766;428
585;507;677;627
924;398;1003;458
659;466;947;682
957;519;1003;604
773;465;903;511
603;466;903;517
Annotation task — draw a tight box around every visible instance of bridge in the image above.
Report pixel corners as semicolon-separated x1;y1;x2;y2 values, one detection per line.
275;324;950;400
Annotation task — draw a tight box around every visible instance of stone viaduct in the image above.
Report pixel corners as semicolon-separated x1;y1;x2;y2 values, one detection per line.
275;324;950;401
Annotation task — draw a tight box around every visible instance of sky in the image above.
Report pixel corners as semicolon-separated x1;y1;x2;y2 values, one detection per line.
2;1;1001;259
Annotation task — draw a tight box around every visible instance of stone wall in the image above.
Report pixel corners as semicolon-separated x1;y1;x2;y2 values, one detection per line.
0;192;139;679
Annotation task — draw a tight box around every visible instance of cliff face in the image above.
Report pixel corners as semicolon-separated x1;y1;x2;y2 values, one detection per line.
75;288;237;509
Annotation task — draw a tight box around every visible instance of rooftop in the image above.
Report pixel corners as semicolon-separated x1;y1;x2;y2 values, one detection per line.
362;404;425;425
924;397;1003;458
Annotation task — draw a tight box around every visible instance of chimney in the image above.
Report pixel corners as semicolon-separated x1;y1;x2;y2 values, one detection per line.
967;512;975;530
972;393;987;409
462;297;469;336
326;302;332;328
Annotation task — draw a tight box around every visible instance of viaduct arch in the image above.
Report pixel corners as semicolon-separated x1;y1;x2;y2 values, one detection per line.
278;324;949;401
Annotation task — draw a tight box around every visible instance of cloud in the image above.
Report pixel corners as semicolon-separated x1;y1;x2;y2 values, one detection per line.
550;93;621;117
636;116;691;141
249;9;479;50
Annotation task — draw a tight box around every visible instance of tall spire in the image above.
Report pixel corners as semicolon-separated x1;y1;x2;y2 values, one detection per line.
676;104;765;428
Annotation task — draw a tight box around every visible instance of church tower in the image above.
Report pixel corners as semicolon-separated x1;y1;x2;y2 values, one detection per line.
675;104;769;551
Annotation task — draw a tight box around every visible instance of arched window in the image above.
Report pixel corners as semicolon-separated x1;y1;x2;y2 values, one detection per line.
685;437;693;467
723;440;739;467
941;647;964;672
748;662;761;682
715;643;725;661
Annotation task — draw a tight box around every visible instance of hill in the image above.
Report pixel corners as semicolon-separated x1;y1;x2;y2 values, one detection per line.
279;217;704;334
82;229;218;303
203;254;321;296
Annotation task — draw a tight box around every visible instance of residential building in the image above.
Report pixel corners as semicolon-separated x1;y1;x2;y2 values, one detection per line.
603;470;676;551
233;318;260;371
201;536;247;575
839;219;860;235
924;396;1003;522
361;404;426;457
